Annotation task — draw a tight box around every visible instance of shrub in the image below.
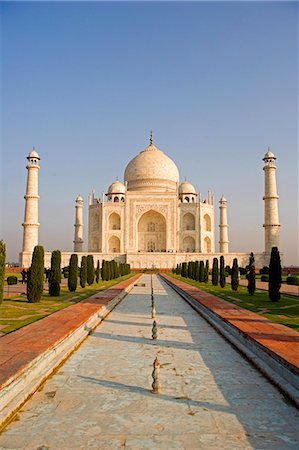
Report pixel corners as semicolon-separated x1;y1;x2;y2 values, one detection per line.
63;271;69;279
220;256;225;288
261;274;269;282
269;247;282;301
27;245;44;302
231;258;239;291
68;254;78;292
7;275;17;285
80;256;87;288
260;266;269;275
0;240;5;304
225;265;231;276
212;258;219;286
247;252;256;296
286;276;299;286
49;250;61;296
87;255;95;285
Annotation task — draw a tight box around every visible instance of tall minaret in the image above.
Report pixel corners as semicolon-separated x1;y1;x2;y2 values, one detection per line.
74;195;84;252
263;148;280;252
219;196;229;253
22;148;40;255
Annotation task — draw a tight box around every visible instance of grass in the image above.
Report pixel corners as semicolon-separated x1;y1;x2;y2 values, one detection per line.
168;274;299;332
0;273;135;335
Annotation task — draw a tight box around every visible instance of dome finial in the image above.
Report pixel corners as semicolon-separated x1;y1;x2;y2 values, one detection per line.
150;129;153;145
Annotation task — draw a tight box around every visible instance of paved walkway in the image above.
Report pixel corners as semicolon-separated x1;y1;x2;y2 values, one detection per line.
0;275;298;449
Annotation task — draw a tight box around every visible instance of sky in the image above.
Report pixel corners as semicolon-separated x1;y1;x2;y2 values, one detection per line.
1;1;298;265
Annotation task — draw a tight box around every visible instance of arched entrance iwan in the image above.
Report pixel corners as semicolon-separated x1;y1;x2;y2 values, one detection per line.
137;210;166;252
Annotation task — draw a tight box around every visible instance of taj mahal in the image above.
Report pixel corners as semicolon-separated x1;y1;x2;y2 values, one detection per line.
20;134;280;269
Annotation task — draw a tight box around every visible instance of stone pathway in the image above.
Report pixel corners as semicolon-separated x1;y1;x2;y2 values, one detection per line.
0;275;298;449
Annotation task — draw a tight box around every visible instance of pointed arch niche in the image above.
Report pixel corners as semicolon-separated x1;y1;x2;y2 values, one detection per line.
137;210;166;252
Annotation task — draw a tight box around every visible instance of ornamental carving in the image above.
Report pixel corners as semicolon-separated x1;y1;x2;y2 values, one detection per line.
135;204;168;215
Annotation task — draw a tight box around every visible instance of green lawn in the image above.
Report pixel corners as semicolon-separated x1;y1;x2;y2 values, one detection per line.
168;274;299;332
0;274;135;335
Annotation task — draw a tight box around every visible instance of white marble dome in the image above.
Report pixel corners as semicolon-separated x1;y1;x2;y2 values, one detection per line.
263;149;276;160
179;180;196;194
108;179;126;194
28;148;40;159
124;143;179;192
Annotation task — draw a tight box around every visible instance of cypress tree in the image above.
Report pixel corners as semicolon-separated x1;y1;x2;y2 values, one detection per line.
204;260;209;283
68;254;78;292
106;261;111;281
0;240;6;304
181;262;187;278
101;260;105;280
231;258;239;291
247;252;256;295
195;261;199;281
269;247;282;301
219;256;226;288
79;256;87;288
212;258;219;286
115;262;119;278
187;261;192;279
27;245;44;302
87;255;95;285
199;261;205;282
95;260;100;283
111;260;116;279
49;249;61;296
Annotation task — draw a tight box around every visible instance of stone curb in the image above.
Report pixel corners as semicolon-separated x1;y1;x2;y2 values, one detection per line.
160;274;299;408
0;274;141;429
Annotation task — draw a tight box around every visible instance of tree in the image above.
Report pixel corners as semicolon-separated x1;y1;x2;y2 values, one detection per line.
95;260;100;283
181;262;187;278
204;260;209;283
212;258;219;286
231;258;239;291
87;255;95;285
80;256;87;288
49;250;61;296
269;247;282;301
195;261;200;281
27;245;44;302
0;240;6;304
219;256;226;288
68;254;78;292
101;260;106;279
106;261;111;281
247;252;256;295
199;261;204;282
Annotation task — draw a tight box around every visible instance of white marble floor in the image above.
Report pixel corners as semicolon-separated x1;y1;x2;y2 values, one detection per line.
0;274;298;450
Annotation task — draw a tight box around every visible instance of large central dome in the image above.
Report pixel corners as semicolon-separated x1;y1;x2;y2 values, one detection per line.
124;142;179;192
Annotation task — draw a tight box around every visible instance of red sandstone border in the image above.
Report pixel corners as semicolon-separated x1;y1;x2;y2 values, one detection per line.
161;274;299;372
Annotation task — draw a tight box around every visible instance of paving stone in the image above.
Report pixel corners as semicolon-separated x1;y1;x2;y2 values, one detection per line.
0;274;298;449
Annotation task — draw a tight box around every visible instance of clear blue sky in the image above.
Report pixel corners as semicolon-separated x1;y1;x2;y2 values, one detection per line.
1;1;298;265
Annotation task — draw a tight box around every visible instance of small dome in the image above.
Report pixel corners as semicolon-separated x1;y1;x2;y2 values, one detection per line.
108;179;125;194
263;148;276;160
76;195;83;202
124;142;179;192
179;180;196;194
219;195;227;203
28;148;40;159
